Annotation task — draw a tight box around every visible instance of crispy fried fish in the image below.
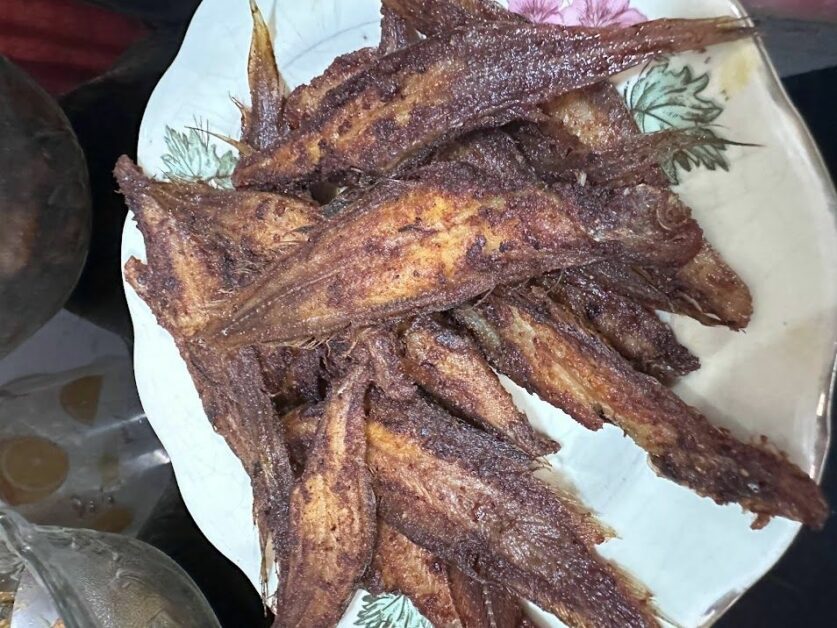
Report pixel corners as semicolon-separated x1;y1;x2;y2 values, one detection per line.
284;47;378;131
233;18;753;188
537;272;699;381
434;129;537;182
366;391;657;627
515;125;727;189
279;365;376;628
455;288;828;528
116;157;303;592
117;157;320;336
281;392;656;627
541;84;754;329
401;316;554;456
284;406;525;627
368;521;464;627
447;566;525;628
383;0;517;36
256;345;325;410
239;0;287;150
207;162;703;348
379;5;421;54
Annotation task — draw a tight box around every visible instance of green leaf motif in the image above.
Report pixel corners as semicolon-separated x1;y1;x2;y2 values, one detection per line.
160;124;238;188
353;593;432;628
625;59;731;184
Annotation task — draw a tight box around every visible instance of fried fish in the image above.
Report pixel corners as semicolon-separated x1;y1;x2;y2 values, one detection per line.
401;316;555;456
207;162;703;348
279;365;376;627
367;521;464;627
282;391;656;627
233;18;752;188
239;0;288;151
365;391;657;627
537;272;699;381
455;288;828;527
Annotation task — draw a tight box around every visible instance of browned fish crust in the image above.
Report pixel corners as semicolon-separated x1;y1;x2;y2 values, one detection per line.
278;365;376;628
455;288;828;527
434;129;537;182
240;0;287;150
401;316;555;456
280;394;648;626
383;0;518;37
365;391;657;627
208;162;703;348
448;566;525;628
538;272;700;381
233;19;752;188
255;345;325;410
117;156;320;336
540;84;754;329
116;156;311;595
368;521;464;627
284;47;378;130
379;5;421;54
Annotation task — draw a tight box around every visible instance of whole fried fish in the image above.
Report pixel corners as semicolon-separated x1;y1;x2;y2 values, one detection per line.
401;316;555;456
278;365;376;627
233;18;752;188
455;288;828;528
282;391;657;627
206;162;703;348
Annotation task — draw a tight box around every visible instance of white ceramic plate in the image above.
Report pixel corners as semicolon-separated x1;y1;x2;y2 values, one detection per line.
121;1;837;625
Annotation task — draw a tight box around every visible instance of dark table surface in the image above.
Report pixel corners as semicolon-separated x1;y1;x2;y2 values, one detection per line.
36;3;837;626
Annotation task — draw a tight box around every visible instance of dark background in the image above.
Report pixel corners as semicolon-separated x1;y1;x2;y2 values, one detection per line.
2;1;835;626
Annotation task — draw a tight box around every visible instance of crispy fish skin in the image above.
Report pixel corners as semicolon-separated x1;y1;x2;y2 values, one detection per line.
256;345;324;410
280;394;651;627
383;0;518;36
278;365;376;628
284;48;378;130
447;566;525;628
240;0;288;150
282;405;515;628
117;156;320;336
365;391;656;628
456;288;828;528
117;156;299;591
379;5;421;54
208;162;703;348
538;272;699;381
516;124;723;189
649;243;754;330
368;521;464;627
541;84;754;329
401;316;555;456
187;343;295;593
434;129;537;182
233;19;753;188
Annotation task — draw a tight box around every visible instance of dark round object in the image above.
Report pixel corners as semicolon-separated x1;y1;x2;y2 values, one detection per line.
0;56;91;357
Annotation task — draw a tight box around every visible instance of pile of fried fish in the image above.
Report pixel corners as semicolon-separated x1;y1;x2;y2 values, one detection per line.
118;1;829;626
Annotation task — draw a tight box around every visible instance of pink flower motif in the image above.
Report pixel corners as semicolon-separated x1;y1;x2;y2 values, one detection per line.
507;0;565;24
561;0;648;27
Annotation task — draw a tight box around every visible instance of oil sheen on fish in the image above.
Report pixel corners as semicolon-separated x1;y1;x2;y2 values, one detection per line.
207;162;703;348
401;316;555;456
278;365;376;627
233;18;752;188
455;288;828;528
